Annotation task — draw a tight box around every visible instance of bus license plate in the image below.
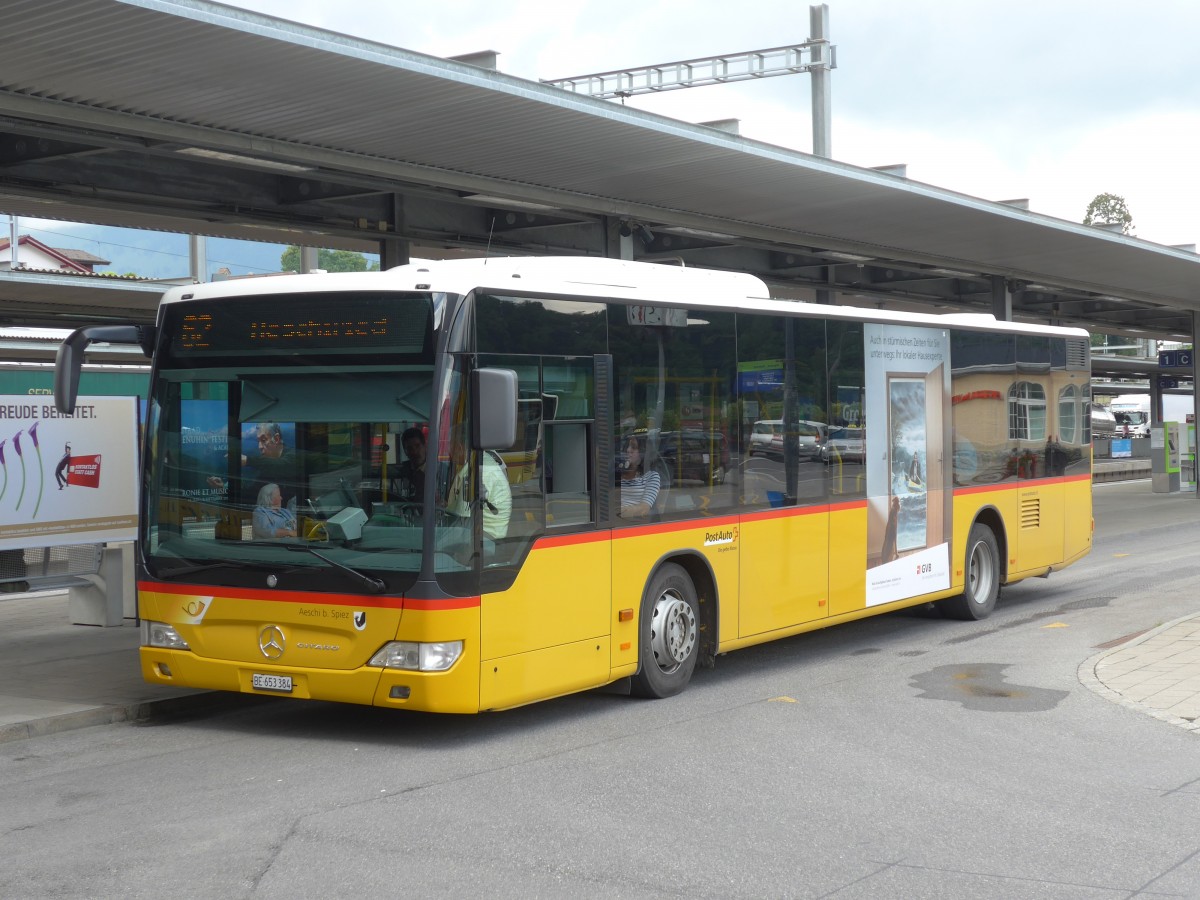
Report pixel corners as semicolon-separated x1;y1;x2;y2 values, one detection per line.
252;673;293;693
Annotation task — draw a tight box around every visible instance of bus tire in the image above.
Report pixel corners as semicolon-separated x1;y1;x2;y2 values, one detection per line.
938;523;1000;620
630;563;700;699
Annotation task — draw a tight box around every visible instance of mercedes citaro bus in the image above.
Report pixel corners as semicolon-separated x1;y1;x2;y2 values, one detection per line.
55;257;1093;712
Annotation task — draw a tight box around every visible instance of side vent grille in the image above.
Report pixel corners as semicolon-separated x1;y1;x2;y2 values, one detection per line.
1021;495;1042;529
1065;338;1089;371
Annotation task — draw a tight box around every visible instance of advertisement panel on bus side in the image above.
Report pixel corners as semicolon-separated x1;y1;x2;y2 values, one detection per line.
862;324;953;607
0;395;139;551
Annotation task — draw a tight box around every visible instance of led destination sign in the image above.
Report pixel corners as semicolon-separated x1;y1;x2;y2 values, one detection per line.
179;312;391;350
166;293;432;357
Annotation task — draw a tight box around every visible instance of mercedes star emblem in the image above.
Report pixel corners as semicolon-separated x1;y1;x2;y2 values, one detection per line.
258;625;285;660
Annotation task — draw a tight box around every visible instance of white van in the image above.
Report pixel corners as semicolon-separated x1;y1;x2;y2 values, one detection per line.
1110;395;1150;438
749;420;826;458
1111;394;1195;436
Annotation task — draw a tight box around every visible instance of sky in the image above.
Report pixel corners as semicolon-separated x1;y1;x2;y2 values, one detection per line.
9;0;1200;275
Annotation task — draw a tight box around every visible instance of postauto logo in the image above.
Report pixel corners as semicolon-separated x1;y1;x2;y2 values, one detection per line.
704;527;738;547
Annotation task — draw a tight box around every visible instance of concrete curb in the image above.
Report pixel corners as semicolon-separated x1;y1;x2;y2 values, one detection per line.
0;690;265;745
1092;461;1151;483
1078;612;1200;735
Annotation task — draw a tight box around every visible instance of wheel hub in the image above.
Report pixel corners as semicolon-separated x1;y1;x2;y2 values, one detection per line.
649;590;697;672
968;541;995;604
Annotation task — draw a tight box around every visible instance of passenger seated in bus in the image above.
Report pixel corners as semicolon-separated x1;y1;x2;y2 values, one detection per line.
390;426;428;503
618;435;660;518
252;482;297;539
445;431;512;552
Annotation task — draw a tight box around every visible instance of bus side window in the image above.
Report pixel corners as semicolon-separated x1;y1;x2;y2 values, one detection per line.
546;423;591;526
478;359;542;568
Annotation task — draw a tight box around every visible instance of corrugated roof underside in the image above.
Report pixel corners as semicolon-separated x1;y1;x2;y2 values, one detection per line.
2;0;1198;306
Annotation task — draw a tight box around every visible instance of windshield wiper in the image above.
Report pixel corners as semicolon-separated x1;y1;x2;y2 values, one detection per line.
155;559;276;580
285;544;386;594
154;544;386;593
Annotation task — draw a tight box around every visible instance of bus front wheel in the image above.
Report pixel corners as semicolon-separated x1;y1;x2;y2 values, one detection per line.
630;563;700;698
938;523;999;621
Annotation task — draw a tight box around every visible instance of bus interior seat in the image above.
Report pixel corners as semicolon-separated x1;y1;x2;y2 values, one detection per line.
651;458;671;517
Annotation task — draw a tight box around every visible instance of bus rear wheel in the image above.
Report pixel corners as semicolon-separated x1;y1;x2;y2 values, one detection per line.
938;523;999;620
630;563;700;698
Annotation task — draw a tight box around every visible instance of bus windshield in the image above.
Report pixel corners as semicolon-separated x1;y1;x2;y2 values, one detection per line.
143;291;438;595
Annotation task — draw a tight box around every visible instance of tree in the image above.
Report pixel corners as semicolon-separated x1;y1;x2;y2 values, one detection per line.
1083;193;1134;235
280;246;379;273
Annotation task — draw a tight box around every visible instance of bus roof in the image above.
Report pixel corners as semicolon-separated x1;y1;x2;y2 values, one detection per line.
158;256;1090;340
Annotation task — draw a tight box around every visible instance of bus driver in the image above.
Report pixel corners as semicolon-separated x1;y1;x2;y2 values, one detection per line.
445;430;512;554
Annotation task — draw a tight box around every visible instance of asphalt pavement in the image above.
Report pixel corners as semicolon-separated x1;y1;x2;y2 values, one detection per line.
0;590;222;743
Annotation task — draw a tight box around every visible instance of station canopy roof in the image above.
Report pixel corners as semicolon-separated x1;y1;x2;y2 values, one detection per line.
1;0;1198;341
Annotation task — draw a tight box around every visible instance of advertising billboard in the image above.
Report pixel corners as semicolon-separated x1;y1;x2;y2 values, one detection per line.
0;396;139;551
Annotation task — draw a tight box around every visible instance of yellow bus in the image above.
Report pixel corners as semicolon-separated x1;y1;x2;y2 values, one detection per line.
55;257;1093;711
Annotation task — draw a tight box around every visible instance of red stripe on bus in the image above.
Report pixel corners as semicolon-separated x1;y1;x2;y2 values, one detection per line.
525;502;872;532
402;596;481;610
534;503;873;536
140;580;407;609
533;530;613;549
742;504;827;524
615;513;742;538
953;473;1091;497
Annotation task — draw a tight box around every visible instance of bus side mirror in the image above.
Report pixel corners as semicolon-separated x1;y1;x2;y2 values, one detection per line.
471;367;518;450
54;324;155;414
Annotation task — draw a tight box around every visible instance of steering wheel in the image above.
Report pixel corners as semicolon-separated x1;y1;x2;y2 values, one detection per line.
434;507;470;528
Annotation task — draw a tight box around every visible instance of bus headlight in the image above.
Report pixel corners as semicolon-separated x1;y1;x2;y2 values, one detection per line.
369;641;462;671
141;620;190;650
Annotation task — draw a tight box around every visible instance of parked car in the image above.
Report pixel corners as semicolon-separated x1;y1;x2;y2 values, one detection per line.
749;420;826;458
819;426;865;464
749;420;783;457
797;421;827;458
619;429;728;488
